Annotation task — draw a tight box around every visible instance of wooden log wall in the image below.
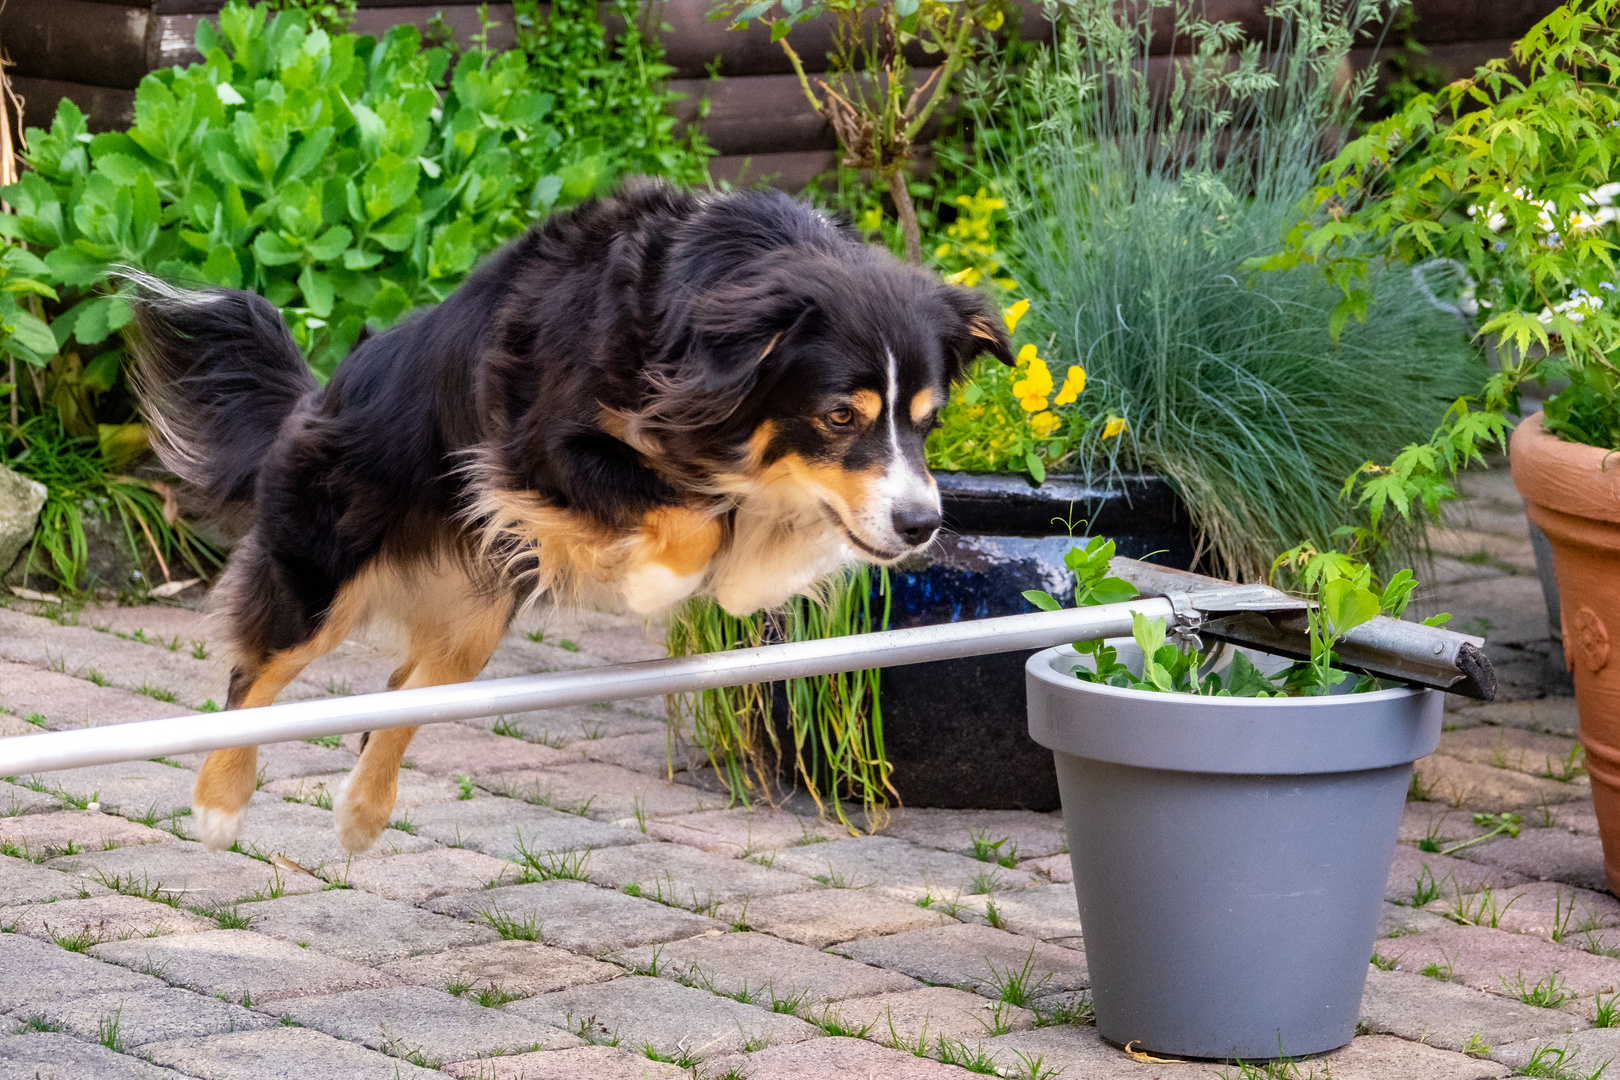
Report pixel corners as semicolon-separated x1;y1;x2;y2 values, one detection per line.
2;0;1565;191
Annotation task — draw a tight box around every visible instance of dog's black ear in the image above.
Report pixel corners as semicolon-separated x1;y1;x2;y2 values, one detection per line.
640;263;819;438
938;284;1014;381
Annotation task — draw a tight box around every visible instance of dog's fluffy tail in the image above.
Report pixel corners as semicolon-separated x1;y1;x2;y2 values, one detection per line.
124;273;317;508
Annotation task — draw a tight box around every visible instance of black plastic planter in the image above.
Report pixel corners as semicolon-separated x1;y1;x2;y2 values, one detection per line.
873;471;1196;810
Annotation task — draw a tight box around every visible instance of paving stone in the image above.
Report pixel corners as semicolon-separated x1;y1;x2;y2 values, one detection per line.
1441;727;1586;778
488;762;721;821
238;888;498;964
0;661;195;731
1;893;214;943
379;939;622;998
1456;697;1582;737
981;883;1083;946
90;929;394;1004
1555;803;1604;837
0;854;107;904
736;887;952;949
877;808;1067;861
81;605;213;642
427;879;724;956
1377;901;1455;939
619;931;919;1003
1386;846;1530;904
411;796;643;859
770;836;1037;903
0;808;173;860
398;723;576;779
269;769;464;811
1412;754;1586;811
577;731;694;777
140;1026;446;1079
1308;1034;1511;1079
1359;967;1586;1052
584;841;812;912
0;1032;195;1079
339;847;521;902
643;807;849;856
0;781;63;816
1379;926;1620;1011
1401;804;1495;846
1494;1029;1620;1075
469;709;670;751
1015;853;1073;883
0;713;44;737
28;985;275;1047
175;796;434;870
444;1045;686;1079
507;974;818;1060
276;985;579;1063
18;761;196;819
0;609;224;706
980;1025;1209;1078
1456;827;1608;892
831;924;1089;1000
1486;881;1620;941
169;740;359;783
0;933;163;1012
817;985;1036;1043
46;839;322;906
702;1036;983;1079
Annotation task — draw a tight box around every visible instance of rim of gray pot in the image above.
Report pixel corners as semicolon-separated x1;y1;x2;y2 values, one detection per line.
1026;645;1443;775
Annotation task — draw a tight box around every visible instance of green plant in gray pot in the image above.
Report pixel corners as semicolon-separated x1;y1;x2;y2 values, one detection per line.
1022;538;1443;1059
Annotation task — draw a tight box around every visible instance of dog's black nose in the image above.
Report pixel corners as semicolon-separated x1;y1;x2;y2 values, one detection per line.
892;504;941;547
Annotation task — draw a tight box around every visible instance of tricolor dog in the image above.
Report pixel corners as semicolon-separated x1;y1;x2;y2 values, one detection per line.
129;179;1014;854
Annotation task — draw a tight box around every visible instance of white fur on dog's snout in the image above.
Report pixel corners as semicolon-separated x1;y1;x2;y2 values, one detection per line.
840;348;940;560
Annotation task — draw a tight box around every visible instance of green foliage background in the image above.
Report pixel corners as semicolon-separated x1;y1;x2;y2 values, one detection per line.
0;0;709;399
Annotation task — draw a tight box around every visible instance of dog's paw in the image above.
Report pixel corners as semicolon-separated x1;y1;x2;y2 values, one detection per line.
192;804;246;852
333;778;390;853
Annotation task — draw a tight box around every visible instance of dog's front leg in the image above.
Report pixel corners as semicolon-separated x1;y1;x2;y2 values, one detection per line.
618;505;723;614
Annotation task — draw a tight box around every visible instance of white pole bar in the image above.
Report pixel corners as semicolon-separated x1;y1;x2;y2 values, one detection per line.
0;597;1179;777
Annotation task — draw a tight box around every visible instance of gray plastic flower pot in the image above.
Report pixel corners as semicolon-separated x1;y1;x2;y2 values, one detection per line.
1025;643;1443;1060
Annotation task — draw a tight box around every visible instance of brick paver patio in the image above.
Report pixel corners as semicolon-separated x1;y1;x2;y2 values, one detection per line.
0;463;1602;1079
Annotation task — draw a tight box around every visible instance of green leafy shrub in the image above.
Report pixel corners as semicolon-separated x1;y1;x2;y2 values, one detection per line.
1262;0;1620;568
0;0;705;588
0;0;709;385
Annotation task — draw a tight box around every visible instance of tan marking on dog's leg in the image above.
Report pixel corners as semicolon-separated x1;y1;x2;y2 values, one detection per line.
194;567;380;852
192;652;311;851
619;506;723;614
335;586;514;852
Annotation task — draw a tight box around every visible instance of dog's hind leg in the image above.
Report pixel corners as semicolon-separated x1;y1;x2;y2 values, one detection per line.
194;558;376;852
192;652;318;851
335;586;514;853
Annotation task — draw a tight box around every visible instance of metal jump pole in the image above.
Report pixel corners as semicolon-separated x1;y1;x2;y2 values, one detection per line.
0;560;1496;779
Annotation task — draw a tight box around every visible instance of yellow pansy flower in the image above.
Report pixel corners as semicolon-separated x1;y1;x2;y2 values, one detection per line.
1011;347;1053;413
946;266;981;287
1003;299;1030;335
1030;410;1060;437
1103;415;1128;439
1053;365;1086;406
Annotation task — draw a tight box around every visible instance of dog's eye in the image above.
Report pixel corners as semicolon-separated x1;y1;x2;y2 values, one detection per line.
826;407;855;428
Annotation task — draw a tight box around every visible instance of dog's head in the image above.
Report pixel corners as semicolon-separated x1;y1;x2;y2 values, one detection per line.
642;243;1014;562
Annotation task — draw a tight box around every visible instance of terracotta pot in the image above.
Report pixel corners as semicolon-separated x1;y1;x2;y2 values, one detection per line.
1511;411;1620;892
